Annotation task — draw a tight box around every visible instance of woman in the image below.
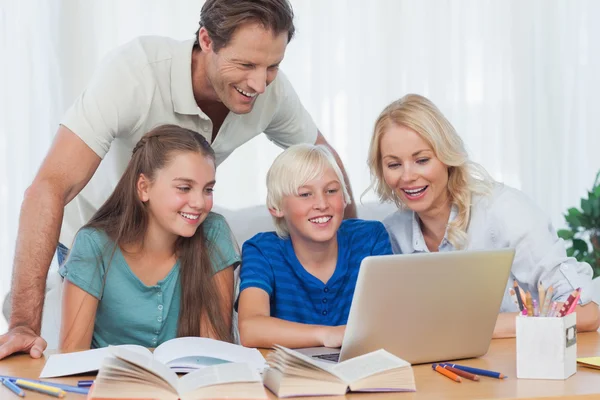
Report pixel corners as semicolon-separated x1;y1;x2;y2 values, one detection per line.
367;94;599;337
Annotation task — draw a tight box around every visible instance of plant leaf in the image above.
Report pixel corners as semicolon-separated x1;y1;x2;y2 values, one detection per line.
557;229;574;240
572;238;589;254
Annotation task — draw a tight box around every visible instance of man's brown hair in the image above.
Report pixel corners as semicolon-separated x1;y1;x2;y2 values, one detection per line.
194;0;295;52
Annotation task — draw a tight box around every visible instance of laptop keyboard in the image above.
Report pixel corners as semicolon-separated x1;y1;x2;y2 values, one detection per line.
312;353;340;362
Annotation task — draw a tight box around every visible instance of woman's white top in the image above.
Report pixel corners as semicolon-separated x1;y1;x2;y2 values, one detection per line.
383;183;595;312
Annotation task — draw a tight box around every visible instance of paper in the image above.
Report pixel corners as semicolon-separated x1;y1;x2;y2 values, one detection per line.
40;345;150;378
577;356;600;369
152;337;268;372
177;362;262;393
333;350;410;383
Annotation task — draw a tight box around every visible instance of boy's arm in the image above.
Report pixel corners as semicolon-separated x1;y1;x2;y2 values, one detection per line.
200;266;234;339
238;287;345;349
59;281;99;351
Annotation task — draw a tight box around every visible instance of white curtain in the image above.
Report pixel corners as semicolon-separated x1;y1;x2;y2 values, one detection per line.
1;0;599;332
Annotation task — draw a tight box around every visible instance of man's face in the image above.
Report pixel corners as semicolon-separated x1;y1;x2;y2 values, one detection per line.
203;23;288;114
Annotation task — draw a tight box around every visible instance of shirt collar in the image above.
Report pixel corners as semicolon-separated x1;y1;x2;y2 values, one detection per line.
170;39;206;117
411;205;458;252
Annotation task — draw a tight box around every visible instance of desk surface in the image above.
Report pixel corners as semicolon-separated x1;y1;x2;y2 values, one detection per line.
1;333;600;400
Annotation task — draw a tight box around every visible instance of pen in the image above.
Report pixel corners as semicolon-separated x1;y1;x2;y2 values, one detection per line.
442;363;507;379
566;290;581;315
15;379;66;398
1;378;25;397
558;288;580;317
432;364;461;382
78;380;94;387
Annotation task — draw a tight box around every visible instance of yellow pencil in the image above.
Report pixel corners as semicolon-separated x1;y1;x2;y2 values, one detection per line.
15;379;66;398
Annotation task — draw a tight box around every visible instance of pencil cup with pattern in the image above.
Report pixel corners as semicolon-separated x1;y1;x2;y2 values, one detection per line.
516;312;577;380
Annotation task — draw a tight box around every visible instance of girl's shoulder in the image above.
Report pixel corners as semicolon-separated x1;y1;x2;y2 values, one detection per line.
73;227;113;249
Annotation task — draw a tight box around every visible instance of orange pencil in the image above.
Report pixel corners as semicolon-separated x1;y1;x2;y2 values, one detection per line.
443;365;480;381
433;364;462;382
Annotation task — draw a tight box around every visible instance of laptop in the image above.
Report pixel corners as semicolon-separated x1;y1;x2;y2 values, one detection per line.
298;249;515;364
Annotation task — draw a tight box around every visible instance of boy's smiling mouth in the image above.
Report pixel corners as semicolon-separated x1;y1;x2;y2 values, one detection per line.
308;216;332;224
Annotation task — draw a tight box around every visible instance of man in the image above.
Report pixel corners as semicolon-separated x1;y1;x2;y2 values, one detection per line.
0;0;356;359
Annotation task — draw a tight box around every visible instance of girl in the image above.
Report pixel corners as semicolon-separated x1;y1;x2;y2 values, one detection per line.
238;144;392;348
367;94;599;337
59;125;239;350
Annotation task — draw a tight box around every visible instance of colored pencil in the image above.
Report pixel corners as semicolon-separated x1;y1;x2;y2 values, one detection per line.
443;363;507;379
443;365;480;381
15;379;66;398
513;280;524;311
432;364;461;382
538;281;546;315
1;378;25;397
0;375;89;395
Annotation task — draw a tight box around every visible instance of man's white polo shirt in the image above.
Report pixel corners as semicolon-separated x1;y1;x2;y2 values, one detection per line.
60;36;317;246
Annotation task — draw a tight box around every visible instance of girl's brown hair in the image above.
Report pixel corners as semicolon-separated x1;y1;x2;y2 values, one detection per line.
84;124;232;341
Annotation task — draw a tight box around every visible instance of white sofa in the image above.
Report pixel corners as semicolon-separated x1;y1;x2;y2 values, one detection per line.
3;202;397;348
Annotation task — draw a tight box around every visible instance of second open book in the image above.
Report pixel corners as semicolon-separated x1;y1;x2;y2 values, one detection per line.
264;345;416;397
40;337;267;378
88;346;267;400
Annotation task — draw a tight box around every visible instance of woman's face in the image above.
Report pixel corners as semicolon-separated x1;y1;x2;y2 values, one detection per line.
379;123;450;217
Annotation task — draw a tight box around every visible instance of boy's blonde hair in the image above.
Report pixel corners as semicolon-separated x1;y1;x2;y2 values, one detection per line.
267;143;351;238
367;94;494;249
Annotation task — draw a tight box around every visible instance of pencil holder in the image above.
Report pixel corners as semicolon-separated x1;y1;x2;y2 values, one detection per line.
516;312;577;380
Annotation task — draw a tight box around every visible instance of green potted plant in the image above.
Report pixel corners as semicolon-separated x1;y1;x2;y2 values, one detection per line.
557;171;600;279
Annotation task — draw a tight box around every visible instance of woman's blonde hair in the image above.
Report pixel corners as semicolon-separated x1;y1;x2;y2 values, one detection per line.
367;94;494;249
267;143;351;238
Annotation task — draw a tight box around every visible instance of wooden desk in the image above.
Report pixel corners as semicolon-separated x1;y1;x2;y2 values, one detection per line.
1;333;600;400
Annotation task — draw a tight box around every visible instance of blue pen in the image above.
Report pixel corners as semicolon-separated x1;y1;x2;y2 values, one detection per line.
442;363;507;379
0;375;89;395
1;378;26;397
78;380;94;387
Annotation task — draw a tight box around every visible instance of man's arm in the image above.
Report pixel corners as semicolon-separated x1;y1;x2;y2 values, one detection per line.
0;126;101;360
314;131;357;219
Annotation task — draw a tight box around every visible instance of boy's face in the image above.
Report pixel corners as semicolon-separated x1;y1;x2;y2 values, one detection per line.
277;167;346;246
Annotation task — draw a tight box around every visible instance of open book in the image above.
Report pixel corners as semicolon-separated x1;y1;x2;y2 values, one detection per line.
263;345;416;397
88;346;267;400
40;337;267;378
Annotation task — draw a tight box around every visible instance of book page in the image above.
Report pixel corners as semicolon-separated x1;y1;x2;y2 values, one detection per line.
271;345;337;374
177;362;262;394
332;350;410;383
111;346;179;391
39;344;150;378
152;336;267;372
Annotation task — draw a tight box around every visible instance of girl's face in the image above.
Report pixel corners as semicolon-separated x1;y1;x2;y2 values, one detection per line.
380;123;450;217
139;151;216;240
273;166;346;247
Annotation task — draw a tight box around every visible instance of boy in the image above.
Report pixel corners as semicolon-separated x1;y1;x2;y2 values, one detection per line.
238;144;392;348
